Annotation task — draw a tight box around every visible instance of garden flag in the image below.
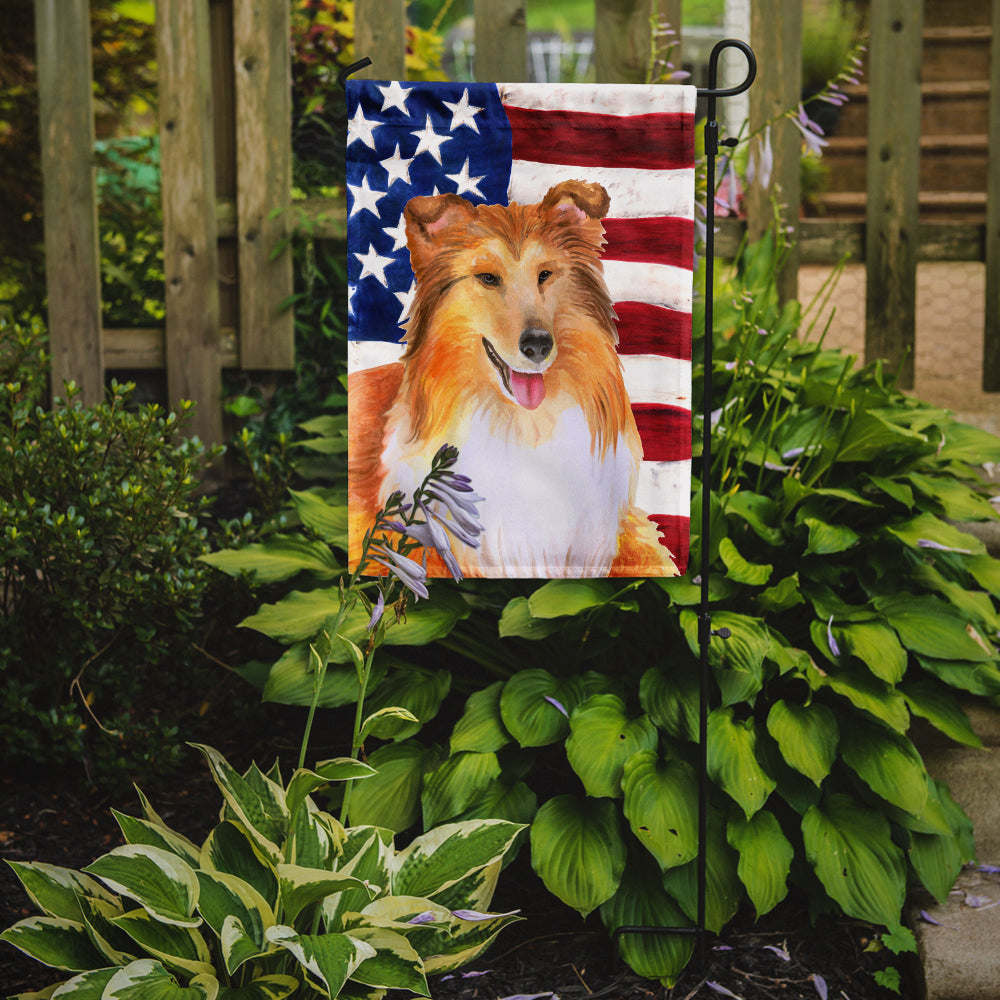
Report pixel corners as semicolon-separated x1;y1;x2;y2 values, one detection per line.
347;81;695;578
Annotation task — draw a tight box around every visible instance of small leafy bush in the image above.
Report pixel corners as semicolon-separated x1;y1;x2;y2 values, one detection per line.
0;317;219;782
1;743;523;998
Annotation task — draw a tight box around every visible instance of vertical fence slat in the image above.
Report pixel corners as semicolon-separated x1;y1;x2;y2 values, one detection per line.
354;0;406;79
157;0;223;445
594;0;652;84
233;0;294;369
34;0;103;405
747;0;801;304
864;0;923;389
983;0;1000;390
474;0;527;82
656;0;683;77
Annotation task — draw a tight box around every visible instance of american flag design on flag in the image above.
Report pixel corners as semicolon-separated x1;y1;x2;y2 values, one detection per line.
347;80;694;578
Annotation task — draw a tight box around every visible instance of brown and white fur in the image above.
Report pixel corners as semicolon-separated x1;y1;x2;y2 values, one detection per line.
349;179;677;578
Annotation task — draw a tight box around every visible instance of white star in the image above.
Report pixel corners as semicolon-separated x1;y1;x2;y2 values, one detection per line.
442;89;483;132
348;175;385;218
411;115;452;164
355;245;395;286
446;158;486;199
380;144;414;187
378;80;411;114
384;213;409;252
347;104;380;149
395;281;416;321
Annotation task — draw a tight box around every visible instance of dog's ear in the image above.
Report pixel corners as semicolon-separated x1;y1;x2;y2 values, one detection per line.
541;180;611;225
404;194;476;270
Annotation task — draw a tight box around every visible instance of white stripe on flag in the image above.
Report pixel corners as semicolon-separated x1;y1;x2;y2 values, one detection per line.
603;260;692;313
621;355;692;408
499;82;697;116
509;162;695;220
349;339;405;374
637;460;692;517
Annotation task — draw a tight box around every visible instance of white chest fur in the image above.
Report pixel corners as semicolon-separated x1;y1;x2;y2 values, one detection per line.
380;408;635;577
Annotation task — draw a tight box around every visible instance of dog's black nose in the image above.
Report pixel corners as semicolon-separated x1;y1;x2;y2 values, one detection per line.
519;328;553;363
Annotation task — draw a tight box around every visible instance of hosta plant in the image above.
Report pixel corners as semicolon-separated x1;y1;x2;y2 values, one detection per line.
1;743;523;999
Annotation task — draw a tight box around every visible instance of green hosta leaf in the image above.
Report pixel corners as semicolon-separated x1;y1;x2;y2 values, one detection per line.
360;706;421;742
288;488;348;546
362;667;451;740
967;553;1000;597
835;410;927;463
839;719;928;816
909;820;966;905
866;474;914;509
707;708;776;818
834;621;907;684
886;512;985;556
724;490;784;545
111;909;214;978
901;680;982;748
935;421;1000;464
499;670;584;747
103;959;218;1000
621;751;698;871
727;811;793;917
195;871;273;973
421;751;502;828
874;594;995;662
497;596;564;639
809;661;910;732
200;535;341;584
803;517;859;556
530;795;626;917
906;472;998;522
802;793;906;926
916;655;1000;697
565;695;658;798
681;610;770;706
0;916;107;971
527;579;617;617
765;700;838;786
265;926;375;997
755;573;805;614
639;664;699;742
261;643;387;709
277;865;374;925
346;926;428;994
83;846;200;928
718;537;772;586
347;740;441;832
661;811;741;933
200;822;278;910
4;862;118;922
112;812;201;868
600;853;694;987
393;820;524;900
216;975;299;1000
453;779;538;827
911;562;1000;632
450;682;511;754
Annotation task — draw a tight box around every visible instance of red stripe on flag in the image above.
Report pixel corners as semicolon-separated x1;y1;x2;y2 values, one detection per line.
602;217;693;269
648;514;690;571
505;106;695;171
615;302;692;360
632;404;692;462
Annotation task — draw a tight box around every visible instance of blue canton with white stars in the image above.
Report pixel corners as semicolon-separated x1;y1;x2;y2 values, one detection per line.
346;81;513;344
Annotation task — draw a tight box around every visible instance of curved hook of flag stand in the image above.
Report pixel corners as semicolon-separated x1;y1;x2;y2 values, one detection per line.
340;41;758;976
612;38;756;974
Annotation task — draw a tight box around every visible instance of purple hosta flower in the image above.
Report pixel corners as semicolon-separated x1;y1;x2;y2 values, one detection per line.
544;695;569;718
367;590;385;631
407;911;438;925
497;994;558;1000
979;864;1000;874
747;124;774;191
399;503;464;582
424;476;485;540
441;970;493;981
451;908;521;921
763;944;791;962
827;615;842;657
919;909;958;929
370;544;429;601
917;538;973;555
812;974;828;1000
706;982;742;999
715;156;742;216
791;104;829;157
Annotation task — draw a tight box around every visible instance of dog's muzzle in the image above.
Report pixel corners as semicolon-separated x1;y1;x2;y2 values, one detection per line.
482;334;550;410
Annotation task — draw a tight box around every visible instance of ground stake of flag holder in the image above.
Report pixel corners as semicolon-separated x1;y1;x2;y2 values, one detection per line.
339;39;757;974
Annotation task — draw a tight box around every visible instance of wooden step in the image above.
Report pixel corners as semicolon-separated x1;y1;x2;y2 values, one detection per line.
831;80;991;137
812;190;987;222
922;25;993;83
922;0;992;28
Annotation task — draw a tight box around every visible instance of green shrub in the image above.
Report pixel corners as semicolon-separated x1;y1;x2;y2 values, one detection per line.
0;317;220;783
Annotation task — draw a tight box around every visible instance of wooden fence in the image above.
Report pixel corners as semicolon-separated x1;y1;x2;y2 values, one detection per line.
33;0;1000;445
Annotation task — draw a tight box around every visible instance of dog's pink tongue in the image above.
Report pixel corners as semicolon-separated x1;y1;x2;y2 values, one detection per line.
510;371;545;409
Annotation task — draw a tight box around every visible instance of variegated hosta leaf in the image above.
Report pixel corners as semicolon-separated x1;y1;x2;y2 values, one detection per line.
706;707;776;818
45;966;118;997
191;745;287;863
200;822;278;910
391;820;524;901
323;829;393;931
83;845;200;928
110;908;214;979
599;854;694;987
4;861;118;922
112;810;201;868
421;751;501;829
288;801;344;870
276;864;375;925
219;915;271;980
765;700;838;786
362;667;452;741
285;760;375;824
450;681;511;754
838;718;929;817
345;926;429;995
727;810;793;917
0;916;107;971
77;894;136;966
621;751;699;871
424;859;501;916
265;926;376;998
499;669;585;747
565;695;658;799
195;871;274;973
422;908;522;975
802;793;906;926
214;974;299;1000
529;795;626;917
102;958;218;999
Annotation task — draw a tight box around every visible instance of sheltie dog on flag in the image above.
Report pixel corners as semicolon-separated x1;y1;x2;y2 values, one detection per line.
349;179;677;578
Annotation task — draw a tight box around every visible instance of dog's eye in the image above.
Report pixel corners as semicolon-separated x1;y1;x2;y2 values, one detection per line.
538;270;552;286
476;272;500;287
